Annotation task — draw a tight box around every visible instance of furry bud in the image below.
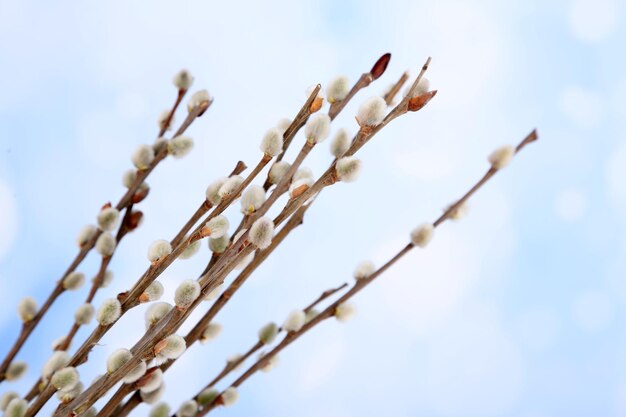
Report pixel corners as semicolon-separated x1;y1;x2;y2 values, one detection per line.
488;145;515;169
259;352;279;373
42;351;69;379
258;322;279;345
335;302;356;322
249;217;274;249
17;297;37;322
173;69;194;90
51;367;79;391
410;223;434;248
305;309;319;324
289;177;313;198
240;185;266;214
155;335;186;360
95;232;116;257
176;400;198;417
145;302;173;329
96;298;122;325
283;310;305;332
174;280;201;308
260;128;283;157
304;114;331;143
3;398;27;417
203;215;229;239
197;388;219;407
107;348;132;374
356;96;386;126
294;167;313;182
168;136;193;158
76;225;97;248
336;156;362;182
221;387;239;407
141;281;164;303
354;260;375;280
226;354;243;371
445;201;469;221
97;207;120;232
234;252;254;270
122;361;147;384
218;175;244;199
330;128;351;158
97;269;113;288
179;240;200;259
122;169;137;188
63;272;85;290
5;361;27;381
150;403;171;417
327;76;350;103
138;369;163;394
147;240;172;263
131;145;155;170
187;89;211;113
140;381;164;402
0;392;19;412
204;178;227;206
404;77;430;98
269;161;291;184
199;323;222;343
276;118;292;135
157;110;174;132
56;381;83;403
209;235;230;254
204;283;223;301
74;303;95;325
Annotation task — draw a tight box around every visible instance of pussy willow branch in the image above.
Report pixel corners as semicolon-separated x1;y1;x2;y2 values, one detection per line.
195;129;538;416
383;71;410;106
0;88;198;385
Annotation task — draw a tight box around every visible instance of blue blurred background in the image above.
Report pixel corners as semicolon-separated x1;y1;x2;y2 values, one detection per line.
1;0;625;416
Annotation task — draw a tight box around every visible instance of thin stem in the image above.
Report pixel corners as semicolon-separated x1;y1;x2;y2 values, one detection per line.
383;71;410;106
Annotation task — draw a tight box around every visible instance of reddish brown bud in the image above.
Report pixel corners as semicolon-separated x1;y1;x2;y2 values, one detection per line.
126;211;143;231
407;90;437;112
370;53;391;80
132;186;150;203
101;202;112;210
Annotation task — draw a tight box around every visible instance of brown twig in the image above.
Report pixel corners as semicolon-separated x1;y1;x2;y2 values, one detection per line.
383;71;410;106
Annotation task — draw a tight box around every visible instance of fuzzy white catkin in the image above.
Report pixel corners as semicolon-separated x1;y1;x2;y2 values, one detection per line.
150;402;171;417
404;77;430;98
335;302;357;322
205;177;228;205
76;225;97;247
187;89;211;113
107;348;132;373
179;239;201;259
56;381;83;402
63;271;85;291
157;110;174;132
294;167;313;182
356;96;386;126
140;381;164;401
145;302;173;329
0;392;19;411
410;223;434;248
95;232;116;257
209;235;230;254
156;335;186;360
173;69;194;90
205;215;229;238
17;297;37;322
122;361;147;384
354;260;375;280
142;281;164;302
147;240;172;263
226;354;243;371
305;309;318;323
197;388;220;407
260;128;283;157
4;398;27;417
122;169;137;188
276;118;292;135
304;114;331;143
336;156;362;182
98;269;114;288
96;298;122;325
240;185;266;214
131;144;155;170
330;128;351;158
217;175;244;199
139;369;163;394
74;303;95;325
42;351;69;379
259;352;279;373
168;136;194;158
327;75;350;103
174;280;201;308
488;145;515;169
97;207;120;232
283;310;305;332
445;201;469;221
268;161;291;184
289;177;313;198
51;367;79;391
221;387;239;407
234;252;254;270
200;323;222;343
176;400;198;417
258;322;279;344
204;283;223;301
5;361;27;381
249;217;274;249
51;336;70;351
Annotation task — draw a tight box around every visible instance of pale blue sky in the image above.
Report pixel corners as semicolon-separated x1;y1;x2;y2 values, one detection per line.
0;1;625;416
